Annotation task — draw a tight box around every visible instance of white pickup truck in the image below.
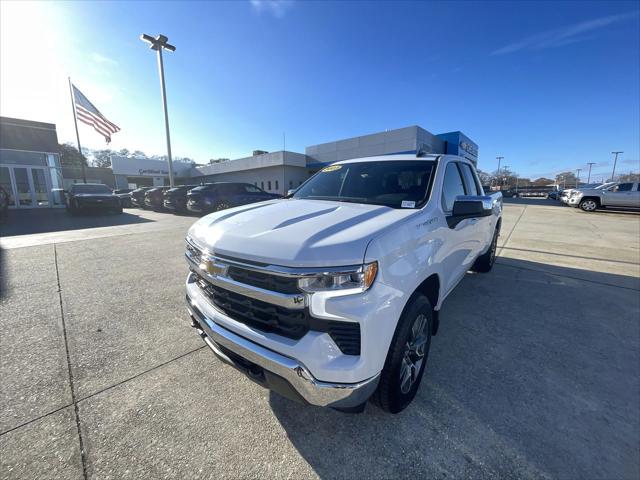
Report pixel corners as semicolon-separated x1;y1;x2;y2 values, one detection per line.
185;154;502;413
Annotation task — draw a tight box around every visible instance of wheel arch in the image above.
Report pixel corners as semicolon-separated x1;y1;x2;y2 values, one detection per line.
413;273;441;336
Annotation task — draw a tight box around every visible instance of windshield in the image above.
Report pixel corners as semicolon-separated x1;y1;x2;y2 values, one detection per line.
293;161;436;208
71;184;112;194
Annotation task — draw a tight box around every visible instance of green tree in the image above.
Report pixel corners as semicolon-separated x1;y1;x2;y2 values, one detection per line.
58;143;87;167
555;171;577;188
93;149;114;168
117;148;130;157
476;169;491;185
617;172;640;182
533;177;554;186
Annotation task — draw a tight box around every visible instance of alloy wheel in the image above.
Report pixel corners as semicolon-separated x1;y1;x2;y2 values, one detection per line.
582;200;597;211
399;313;429;394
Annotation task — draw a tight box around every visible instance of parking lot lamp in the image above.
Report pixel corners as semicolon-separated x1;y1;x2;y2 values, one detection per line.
495;156;504;187
587;162;596;184
611;151;623;181
140;33;176;187
575;168;581;188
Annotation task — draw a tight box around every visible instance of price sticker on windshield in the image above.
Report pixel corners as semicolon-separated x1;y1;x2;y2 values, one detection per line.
401;200;416;208
322;165;342;172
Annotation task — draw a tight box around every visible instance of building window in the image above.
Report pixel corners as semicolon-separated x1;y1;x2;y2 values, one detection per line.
254;182;257;186
268;181;271;190
261;181;264;190
299;180;302;186
289;180;293;188
275;180;279;190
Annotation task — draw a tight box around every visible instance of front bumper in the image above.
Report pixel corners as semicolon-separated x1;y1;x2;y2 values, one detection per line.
186;293;380;408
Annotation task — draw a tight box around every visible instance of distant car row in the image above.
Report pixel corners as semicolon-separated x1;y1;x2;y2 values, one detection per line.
64;182;280;215
560;181;640;211
125;182;280;214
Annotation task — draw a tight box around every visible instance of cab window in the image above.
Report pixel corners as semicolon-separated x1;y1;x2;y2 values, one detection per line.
459;163;481;196
614;183;633;192
441;163;466;213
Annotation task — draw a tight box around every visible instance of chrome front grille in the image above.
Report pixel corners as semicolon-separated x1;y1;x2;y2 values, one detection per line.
185;237;361;355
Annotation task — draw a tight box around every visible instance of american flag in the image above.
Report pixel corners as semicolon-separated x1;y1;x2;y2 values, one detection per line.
72;84;120;143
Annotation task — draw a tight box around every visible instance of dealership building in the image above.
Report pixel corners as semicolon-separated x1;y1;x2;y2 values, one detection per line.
112;125;478;196
1;119;477;208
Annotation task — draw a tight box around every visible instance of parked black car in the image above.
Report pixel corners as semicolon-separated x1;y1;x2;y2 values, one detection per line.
163;184;198;213
113;188;133;208
131;187;153;208
65;183;122;215
144;186;170;210
186;182;280;214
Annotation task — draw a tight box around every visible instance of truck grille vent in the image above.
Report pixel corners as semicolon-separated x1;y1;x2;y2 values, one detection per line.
193;272;361;355
326;322;361;356
227;266;300;294
195;273;309;339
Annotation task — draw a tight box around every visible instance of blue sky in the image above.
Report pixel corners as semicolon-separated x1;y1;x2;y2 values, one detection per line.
1;0;638;180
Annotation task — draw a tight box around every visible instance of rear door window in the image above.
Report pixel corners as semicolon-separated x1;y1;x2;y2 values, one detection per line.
459;163;480;196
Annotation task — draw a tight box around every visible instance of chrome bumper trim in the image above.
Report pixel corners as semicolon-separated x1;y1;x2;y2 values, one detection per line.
186;295;379;408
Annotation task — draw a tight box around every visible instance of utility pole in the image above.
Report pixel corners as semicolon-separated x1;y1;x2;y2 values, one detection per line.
611;151;623;181
586;162;596;184
140;33;176;187
495;156;504;188
575;168;581;188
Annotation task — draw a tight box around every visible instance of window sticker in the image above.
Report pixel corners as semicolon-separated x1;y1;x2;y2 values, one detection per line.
322;165;342;172
401;200;416;208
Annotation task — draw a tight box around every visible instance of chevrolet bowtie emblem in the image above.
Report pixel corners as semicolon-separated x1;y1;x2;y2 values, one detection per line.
200;259;227;277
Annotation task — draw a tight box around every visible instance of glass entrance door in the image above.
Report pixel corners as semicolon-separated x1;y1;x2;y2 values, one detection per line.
31;168;50;207
0;166;15;207
0;166;52;208
13;167;33;207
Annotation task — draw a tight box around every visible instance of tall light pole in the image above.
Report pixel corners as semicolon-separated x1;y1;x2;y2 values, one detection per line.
495;156;504;187
586;162;596;184
575;168;581;188
611;151;623;181
141;33;176;187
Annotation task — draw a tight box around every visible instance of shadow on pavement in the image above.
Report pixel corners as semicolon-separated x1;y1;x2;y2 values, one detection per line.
269;259;639;479
0;208;155;237
502;197;564;207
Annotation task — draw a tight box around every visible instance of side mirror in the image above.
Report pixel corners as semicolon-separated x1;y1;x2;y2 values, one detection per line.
285;189;297;198
447;195;493;228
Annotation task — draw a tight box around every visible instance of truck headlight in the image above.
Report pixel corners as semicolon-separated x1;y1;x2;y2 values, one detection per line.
298;261;378;293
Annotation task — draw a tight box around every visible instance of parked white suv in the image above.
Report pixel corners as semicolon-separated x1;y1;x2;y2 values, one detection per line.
185;154;502;413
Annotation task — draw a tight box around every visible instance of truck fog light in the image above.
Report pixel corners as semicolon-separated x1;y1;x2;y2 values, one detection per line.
298;261;378;293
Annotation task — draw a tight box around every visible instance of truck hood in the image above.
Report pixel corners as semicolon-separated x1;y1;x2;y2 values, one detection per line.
187;199;416;267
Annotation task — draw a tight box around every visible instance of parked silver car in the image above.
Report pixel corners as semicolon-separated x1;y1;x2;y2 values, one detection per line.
570;182;640;211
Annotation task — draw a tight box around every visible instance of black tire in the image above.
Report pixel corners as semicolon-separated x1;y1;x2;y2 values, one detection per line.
471;227;499;273
373;294;433;414
579;198;598;212
215;201;231;211
115;207;123;214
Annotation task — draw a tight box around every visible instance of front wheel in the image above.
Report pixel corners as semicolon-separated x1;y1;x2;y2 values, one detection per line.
579;198;598;212
373;295;433;414
214;201;231;211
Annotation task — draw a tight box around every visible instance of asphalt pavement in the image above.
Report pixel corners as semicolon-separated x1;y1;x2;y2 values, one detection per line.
1;201;639;479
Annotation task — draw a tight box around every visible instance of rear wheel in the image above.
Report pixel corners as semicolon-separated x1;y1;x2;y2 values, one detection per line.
579;198;598;212
373;295;433;414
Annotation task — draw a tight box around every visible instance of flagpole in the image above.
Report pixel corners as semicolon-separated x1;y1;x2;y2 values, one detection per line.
68;77;87;183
